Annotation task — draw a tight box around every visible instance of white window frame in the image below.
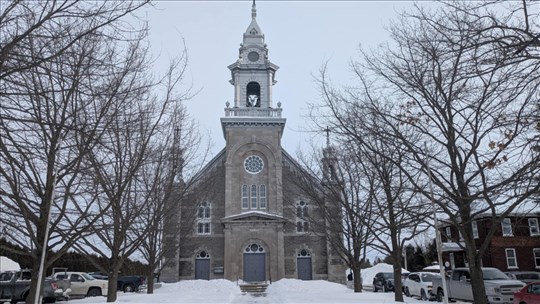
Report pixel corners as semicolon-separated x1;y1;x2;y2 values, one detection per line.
505;248;518;269
241;185;249;209
534;248;540;269
259;185;266;209
501;218;513;237
250;185;258;209
472;221;479;239
296;201;309;233
445;227;452;240
529;218;540;236
196;202;211;235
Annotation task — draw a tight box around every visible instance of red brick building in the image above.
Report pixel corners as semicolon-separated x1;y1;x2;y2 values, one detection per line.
439;213;540;272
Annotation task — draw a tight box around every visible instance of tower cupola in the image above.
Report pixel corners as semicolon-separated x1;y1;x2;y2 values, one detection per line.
226;0;279;111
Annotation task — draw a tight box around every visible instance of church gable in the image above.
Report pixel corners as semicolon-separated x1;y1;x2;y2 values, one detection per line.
222;210;286;223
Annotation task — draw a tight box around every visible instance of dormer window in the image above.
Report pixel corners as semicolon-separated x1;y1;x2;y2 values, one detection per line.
246;82;260;107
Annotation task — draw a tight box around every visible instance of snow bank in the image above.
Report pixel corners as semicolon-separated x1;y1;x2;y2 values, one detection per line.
0;256;20;271
361;263;409;288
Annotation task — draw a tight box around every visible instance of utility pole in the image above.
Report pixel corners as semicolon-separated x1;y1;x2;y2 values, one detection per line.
424;142;448;304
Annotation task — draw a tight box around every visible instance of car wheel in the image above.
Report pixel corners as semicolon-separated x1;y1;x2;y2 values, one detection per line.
405;287;410;297
87;288;101;297
123;284;134;292
373;285;378;292
436;288;444;302
421;289;428;301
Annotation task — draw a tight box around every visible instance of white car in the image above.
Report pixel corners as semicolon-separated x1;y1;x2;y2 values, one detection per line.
53;271;108;297
403;272;440;301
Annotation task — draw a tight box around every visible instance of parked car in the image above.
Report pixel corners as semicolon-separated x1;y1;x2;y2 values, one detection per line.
514;282;540;304
373;272;395;292
506;271;540;284
88;272;146;292
53;271;108;297
0;269;70;303
403;272;441;301
431;267;525;303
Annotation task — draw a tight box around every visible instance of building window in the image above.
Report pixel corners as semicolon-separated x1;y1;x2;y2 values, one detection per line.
529;218;540;236
197;202;211;235
502;218;513;236
197;222;210;234
296;201;309;233
472;221;479;239
259;185;266;209
445;227;452;240
534;248;540;268
505;248;518;269
242;184;266;210
251;185;258;209
242;185;249;209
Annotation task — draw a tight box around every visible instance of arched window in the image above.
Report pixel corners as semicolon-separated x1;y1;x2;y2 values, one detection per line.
198;202;210;219
244;243;265;253
251;185;258;209
246;82;260;107
259;185;266;209
242;185;249;209
197;202;211;235
296;201;309;233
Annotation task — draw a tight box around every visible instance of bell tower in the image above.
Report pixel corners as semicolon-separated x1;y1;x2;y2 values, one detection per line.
220;1;287;282
226;0;279;110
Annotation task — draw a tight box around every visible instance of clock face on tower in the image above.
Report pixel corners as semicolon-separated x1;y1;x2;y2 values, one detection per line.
244;155;264;174
248;51;260;62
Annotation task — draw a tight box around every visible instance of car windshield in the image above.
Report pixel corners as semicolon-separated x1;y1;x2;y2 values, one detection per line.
483;268;509;280
81;273;95;280
383;273;394;279
421;273;440;282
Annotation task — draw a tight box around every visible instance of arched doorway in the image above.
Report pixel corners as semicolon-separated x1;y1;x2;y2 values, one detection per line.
195;250;210;280
297;249;312;280
243;243;265;282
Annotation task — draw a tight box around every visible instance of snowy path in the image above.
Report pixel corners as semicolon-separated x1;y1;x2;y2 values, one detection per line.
69;279;435;304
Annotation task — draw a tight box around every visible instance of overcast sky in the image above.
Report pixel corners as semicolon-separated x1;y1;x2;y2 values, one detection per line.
143;1;420;156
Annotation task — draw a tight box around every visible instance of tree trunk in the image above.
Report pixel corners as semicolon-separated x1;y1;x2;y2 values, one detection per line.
392;250;404;302
353;267;363;292
467;247;487;304
146;264;155;294
107;261;120;302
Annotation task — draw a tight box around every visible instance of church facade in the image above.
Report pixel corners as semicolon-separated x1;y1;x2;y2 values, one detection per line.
161;2;345;284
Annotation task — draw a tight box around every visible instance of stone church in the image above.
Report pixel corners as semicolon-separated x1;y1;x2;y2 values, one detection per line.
160;2;345;284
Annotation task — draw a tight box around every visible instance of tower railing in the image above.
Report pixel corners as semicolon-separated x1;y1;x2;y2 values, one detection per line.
224;107;282;118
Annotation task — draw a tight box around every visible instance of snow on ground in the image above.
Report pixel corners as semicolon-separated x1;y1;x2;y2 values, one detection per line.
361;263;409;289
0;256;20;271
68;278;433;304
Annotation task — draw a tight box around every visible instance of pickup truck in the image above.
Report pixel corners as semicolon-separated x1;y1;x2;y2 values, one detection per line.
88;272;146;292
52;271;107;298
0;270;70;303
431;267;525;303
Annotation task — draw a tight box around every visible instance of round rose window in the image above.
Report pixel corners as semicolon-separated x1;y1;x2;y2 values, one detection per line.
244;155;264;174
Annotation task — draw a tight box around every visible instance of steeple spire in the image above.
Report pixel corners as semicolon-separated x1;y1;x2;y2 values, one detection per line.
251;0;256;19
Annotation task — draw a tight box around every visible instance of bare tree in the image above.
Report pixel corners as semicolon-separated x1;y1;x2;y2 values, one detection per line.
286;143;376;293
72;36;191;302
0;1;147;80
309;68;431;301
0;2;150;302
312;1;539;303
135;101;206;294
